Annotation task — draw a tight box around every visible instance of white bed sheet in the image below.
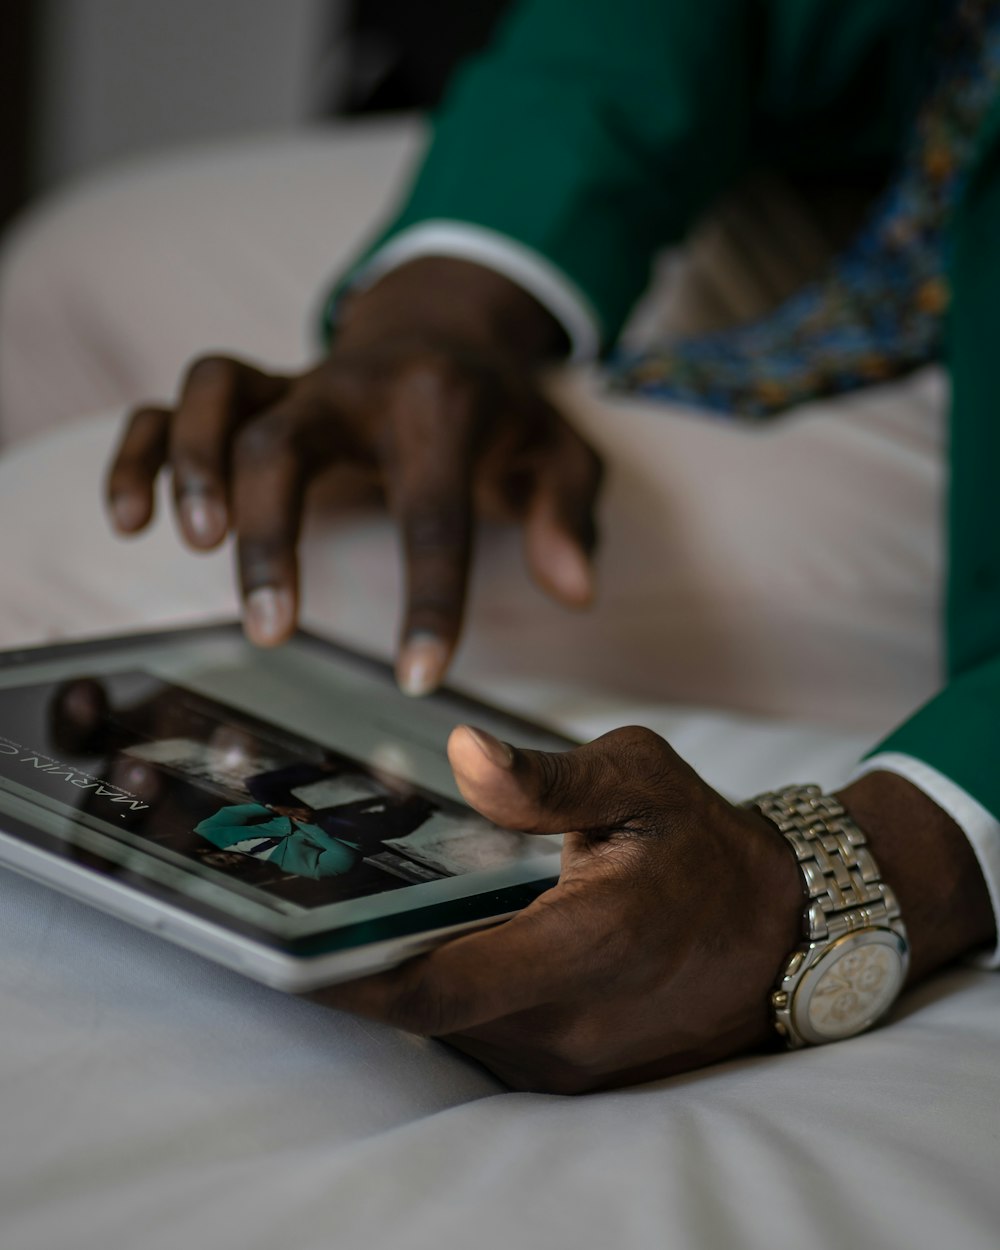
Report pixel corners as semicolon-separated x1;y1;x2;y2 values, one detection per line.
2;695;998;1250
0;414;996;1250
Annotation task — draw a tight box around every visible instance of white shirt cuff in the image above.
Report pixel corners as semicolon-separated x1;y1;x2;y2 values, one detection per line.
850;751;1000;969
347;220;602;362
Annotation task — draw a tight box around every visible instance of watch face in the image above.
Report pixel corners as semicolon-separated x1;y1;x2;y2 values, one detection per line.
792;930;908;1044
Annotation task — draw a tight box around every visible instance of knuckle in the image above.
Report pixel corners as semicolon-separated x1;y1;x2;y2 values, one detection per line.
170;440;221;484
172;454;218;487
615;725;668;768
238;535;294;587
120;406;167;448
398;356;458;392
405;594;461;630
113;408;168;474
394;346;486;392
234;412;293;466
531;750;579;814
126;405;167;432
184;354;234;390
391;358;485;434
405;507;467;556
604;725;691;828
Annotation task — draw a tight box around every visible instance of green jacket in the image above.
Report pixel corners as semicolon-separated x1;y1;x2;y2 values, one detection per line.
338;0;1000;820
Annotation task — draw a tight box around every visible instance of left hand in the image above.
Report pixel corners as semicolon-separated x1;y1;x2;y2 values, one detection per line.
319;724;803;1093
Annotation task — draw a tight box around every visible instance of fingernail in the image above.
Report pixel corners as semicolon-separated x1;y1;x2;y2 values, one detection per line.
181;493;226;545
464;726;515;769
397;634;449;697
552;543;594;605
110;494;147;533
244;587;294;646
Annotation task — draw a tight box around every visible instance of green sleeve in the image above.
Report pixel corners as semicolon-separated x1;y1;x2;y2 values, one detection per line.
870;99;1000;822
872;657;1000;823
942;97;1000;683
330;0;938;349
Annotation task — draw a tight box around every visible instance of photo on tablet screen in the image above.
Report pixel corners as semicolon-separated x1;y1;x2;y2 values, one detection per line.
0;669;541;917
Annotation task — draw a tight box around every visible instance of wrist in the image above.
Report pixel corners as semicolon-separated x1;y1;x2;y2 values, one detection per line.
335;257;569;369
836;771;996;982
714;798;805;1047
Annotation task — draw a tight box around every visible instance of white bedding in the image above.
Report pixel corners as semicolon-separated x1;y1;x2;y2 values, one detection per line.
0;126;996;1247
0;414;997;1250
2;708;998;1250
0;423;995;1249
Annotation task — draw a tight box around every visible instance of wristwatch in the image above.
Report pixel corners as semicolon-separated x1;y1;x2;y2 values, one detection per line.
746;785;910;1048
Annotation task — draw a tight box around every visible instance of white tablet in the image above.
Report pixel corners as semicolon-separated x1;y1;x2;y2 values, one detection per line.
0;624;569;991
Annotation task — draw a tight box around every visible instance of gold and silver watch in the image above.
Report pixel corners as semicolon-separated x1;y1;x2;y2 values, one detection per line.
746;785;910;1049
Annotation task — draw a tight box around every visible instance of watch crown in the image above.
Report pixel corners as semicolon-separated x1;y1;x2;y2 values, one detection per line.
785;950;805;976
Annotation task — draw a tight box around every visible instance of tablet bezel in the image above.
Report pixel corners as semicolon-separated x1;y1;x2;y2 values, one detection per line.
0;623;569;989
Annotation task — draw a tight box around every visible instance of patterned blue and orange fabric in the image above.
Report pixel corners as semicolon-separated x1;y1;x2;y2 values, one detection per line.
609;0;1000;417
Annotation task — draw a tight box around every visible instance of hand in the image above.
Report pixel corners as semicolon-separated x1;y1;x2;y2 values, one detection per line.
105;259;603;695
321;731;996;1093
319;724;803;1093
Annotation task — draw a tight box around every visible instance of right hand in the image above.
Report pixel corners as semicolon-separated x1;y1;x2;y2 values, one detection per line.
105;258;603;695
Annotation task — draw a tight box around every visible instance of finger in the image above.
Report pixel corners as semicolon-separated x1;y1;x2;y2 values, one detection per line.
383;367;477;696
170;355;288;549
317;899;587;1035
231;399;321;647
106;406;171;533
524;422;602;607
447;722;681;835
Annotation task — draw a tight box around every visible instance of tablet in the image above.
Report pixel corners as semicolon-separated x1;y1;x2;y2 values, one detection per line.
0;624;570;990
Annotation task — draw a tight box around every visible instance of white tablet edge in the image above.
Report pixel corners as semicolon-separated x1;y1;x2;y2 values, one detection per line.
0;825;518;992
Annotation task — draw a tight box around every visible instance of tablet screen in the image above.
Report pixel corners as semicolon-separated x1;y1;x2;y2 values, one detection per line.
0;627;564;953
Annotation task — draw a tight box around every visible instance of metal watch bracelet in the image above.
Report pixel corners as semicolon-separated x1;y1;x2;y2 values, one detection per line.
745;785;910;1047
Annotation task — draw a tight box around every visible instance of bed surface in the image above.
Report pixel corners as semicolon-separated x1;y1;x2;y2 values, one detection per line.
2;696;998;1250
0;414;996;1250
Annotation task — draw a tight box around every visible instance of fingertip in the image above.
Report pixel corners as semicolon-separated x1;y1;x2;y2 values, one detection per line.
447;724;524;819
397;633;450;697
243;586;295;647
527;526;595;607
449;725;515;772
552;545;595;607
179;493;228;549
109;492;152;535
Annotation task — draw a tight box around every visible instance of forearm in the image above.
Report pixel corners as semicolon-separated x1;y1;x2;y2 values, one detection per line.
836;771;996;983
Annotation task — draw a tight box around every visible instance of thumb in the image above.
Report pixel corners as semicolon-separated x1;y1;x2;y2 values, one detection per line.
447;723;684;835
